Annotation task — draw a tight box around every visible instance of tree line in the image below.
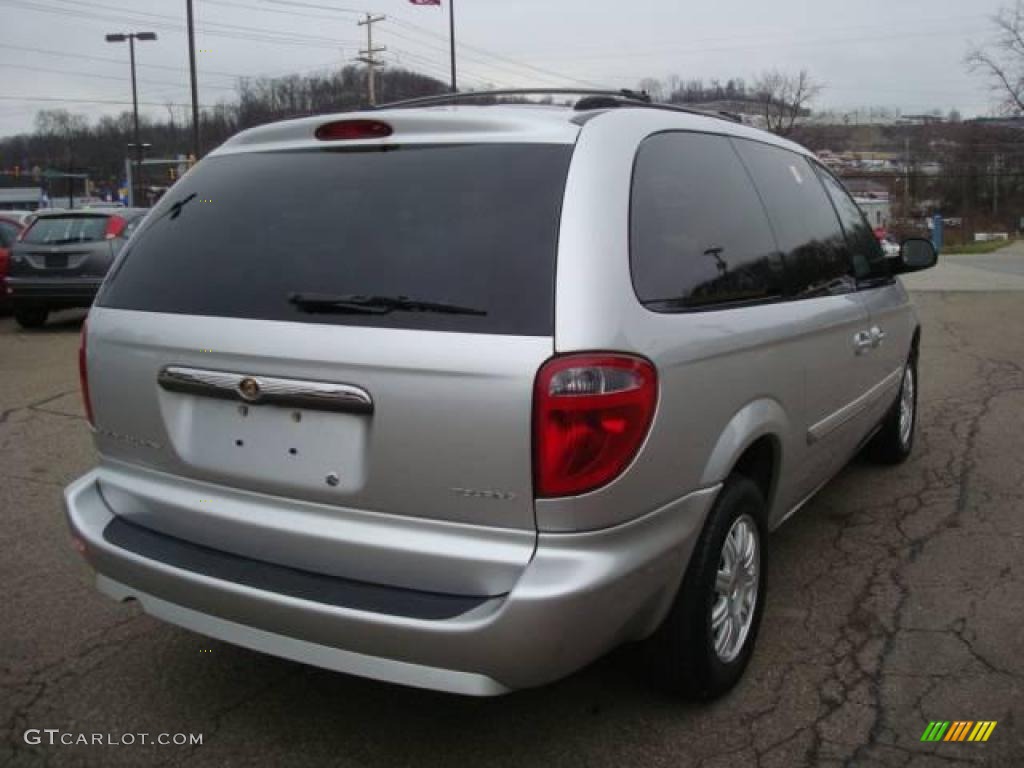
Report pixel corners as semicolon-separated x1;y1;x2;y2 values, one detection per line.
0;65;447;194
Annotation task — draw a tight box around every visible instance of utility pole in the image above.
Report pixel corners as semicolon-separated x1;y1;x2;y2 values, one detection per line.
992;154;1000;216
903;137;911;218
356;14;386;106
449;0;456;93
186;0;201;160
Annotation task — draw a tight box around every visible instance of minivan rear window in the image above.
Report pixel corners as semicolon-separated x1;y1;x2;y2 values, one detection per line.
98;144;573;336
23;215;108;245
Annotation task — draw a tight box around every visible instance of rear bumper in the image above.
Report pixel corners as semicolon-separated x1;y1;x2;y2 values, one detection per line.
64;469;718;695
7;276;101;305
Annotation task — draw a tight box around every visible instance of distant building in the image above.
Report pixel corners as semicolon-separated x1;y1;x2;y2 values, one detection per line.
841;178;890;199
854;196;891;229
898;114;945;125
0;187;43;211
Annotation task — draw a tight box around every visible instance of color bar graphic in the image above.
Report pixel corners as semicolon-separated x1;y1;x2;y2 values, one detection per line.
921;721;996;742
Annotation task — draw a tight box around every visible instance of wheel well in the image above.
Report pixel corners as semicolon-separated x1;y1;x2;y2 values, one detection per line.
911;326;921;357
731;436;777;509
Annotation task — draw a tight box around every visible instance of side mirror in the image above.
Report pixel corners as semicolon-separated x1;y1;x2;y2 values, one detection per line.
894;238;937;273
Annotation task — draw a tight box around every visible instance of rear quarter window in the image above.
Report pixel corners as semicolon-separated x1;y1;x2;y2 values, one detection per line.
630;131;784;310
99;143;573;336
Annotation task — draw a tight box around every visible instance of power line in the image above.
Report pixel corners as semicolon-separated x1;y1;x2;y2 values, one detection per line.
35;0;358;44
0;94;217;108
0;62;238;92
207;0;361;20
216;0;603;88
385;47;506;90
380;24;566;87
0;42;247;81
0;0;361;48
387;17;603;88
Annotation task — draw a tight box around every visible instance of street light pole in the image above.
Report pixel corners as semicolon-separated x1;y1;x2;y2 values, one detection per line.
128;35;141;206
106;31;157;207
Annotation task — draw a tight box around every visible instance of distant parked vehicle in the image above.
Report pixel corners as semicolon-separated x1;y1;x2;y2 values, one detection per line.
0;210;36;227
0;214;26;313
6;208;146;328
82;201;127;210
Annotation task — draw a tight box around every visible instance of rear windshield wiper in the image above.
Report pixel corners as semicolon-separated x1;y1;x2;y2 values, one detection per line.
287;292;487;316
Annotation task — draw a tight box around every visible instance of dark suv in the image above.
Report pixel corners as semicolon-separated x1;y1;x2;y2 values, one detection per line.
7;208;146;328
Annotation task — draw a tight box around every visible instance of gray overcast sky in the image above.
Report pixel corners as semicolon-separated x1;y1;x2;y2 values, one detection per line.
0;0;1009;137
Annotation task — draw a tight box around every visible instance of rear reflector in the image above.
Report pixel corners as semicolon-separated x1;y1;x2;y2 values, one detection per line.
104;215;126;240
533;354;657;498
315;119;393;141
79;318;95;428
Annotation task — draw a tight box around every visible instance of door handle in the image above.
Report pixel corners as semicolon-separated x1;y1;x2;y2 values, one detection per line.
869;326;886;347
853;331;874;353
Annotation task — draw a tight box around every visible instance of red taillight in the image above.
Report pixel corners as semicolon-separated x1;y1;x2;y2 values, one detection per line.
79;318;94;427
315;119;393;141
533;354;658;498
104;215;126;240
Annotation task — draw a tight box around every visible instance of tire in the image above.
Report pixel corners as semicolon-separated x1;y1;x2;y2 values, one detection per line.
643;474;767;699
14;307;49;329
866;350;917;465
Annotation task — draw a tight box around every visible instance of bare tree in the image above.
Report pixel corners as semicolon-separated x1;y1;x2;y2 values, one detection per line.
753;69;823;136
967;2;1024;114
636;77;665;102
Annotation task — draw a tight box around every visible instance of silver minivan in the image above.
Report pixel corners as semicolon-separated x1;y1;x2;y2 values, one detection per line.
64;91;937;699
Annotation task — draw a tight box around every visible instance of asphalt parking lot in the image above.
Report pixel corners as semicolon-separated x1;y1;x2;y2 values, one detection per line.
2;251;1023;766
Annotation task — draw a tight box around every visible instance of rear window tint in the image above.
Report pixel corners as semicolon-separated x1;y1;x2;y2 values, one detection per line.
98;144;573;336
23;216;108;245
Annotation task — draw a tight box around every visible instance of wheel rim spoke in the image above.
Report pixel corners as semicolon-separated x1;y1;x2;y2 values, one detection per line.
899;366;914;446
708;513;760;663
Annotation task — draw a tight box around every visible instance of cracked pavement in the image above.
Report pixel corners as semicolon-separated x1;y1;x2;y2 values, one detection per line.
1;286;1022;767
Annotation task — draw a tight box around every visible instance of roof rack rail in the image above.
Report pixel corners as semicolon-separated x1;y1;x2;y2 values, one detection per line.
375;88;652;110
373;88;743;124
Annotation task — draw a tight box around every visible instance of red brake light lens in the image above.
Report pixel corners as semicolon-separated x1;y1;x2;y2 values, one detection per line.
104;215;126;240
533;354;657;498
314;119;393;141
79;318;94;427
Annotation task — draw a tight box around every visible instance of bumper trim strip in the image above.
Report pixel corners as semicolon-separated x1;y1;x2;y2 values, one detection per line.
103;515;490;621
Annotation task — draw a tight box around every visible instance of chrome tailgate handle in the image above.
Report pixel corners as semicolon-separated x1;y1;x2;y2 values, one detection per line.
158;366;374;414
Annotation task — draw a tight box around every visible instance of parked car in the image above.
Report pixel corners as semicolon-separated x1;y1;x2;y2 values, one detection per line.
0;214;26;313
6;208;146;328
0;209;36;227
64;93;937;699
